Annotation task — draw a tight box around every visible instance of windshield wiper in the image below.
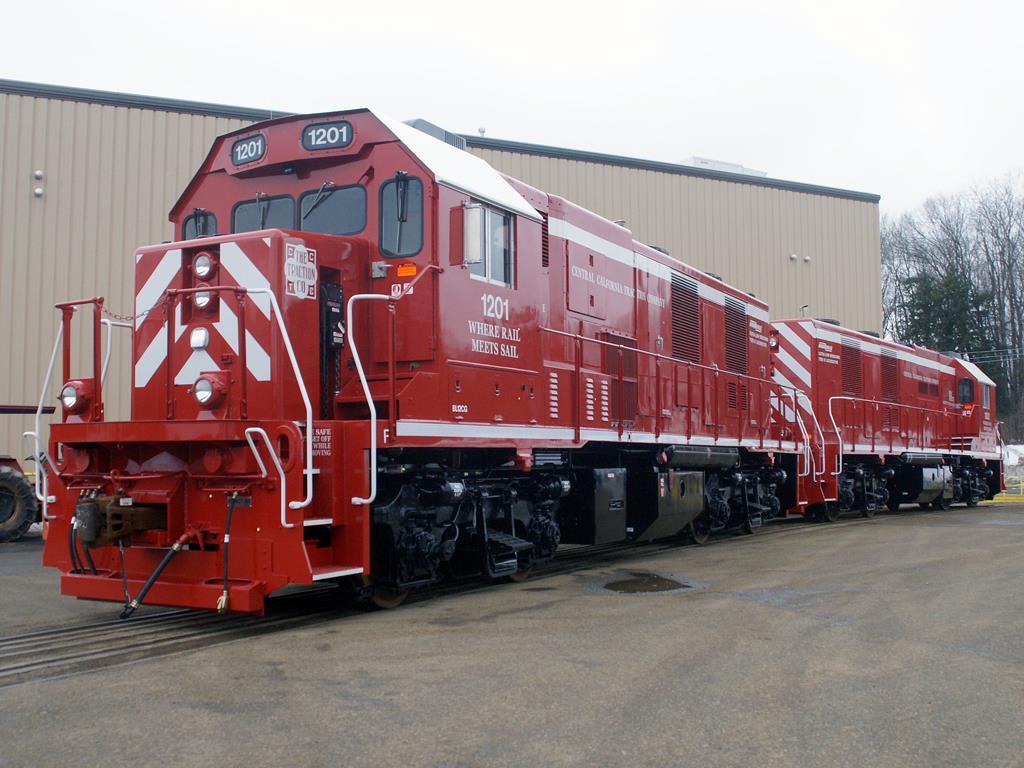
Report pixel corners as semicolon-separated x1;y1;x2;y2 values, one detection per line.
255;192;269;229
301;181;335;221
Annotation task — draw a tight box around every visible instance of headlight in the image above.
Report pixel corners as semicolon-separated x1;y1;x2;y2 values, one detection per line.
194;288;212;310
193;251;216;279
60;384;78;410
59;380;91;415
190;327;210;350
193;377;214;405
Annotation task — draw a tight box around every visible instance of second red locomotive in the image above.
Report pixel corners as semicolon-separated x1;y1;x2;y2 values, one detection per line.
32;109;1003;614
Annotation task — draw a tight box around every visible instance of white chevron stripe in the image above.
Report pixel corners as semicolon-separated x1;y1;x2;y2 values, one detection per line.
776;347;811;388
134;323;168;387
776;322;811;361
135;250;181;329
220;242;270;318
214;302;271;381
174;349;221;385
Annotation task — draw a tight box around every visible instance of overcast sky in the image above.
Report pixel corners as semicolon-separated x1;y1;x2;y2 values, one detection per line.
3;0;1020;213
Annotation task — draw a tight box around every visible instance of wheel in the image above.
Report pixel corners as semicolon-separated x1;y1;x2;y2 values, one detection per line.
689;515;711;546
812;502;839;523
862;504;876;519
966;496;980;508
931;494;951;511
508;562;535;583
0;466;38;543
918;503;931;510
370;586;410;610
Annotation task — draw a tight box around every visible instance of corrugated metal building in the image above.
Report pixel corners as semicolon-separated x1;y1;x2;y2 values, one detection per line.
0;79;880;455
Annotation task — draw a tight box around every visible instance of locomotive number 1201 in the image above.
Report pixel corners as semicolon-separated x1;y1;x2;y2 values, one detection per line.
481;293;510;321
302;120;354;151
231;134;266;165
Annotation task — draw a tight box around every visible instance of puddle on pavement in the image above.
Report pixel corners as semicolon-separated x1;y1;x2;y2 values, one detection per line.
603;571;691;594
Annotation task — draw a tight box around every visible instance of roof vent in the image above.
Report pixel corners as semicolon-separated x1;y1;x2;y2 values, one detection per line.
649;245;670;255
404;119;467;150
858;330;881;338
681;156;767;177
817;318;842;326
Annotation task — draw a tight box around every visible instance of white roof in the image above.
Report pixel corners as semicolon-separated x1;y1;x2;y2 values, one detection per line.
376;113;542;221
958;358;997;387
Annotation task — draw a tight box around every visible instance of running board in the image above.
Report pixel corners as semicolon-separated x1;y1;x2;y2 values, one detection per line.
311;566;364;581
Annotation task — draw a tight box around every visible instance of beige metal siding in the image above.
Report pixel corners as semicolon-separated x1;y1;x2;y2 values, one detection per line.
0;92;250;455
468;147;882;330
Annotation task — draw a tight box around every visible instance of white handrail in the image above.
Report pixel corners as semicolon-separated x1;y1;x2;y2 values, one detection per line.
101;319;132;384
244;427;291;529
245;289;314;511
346;293;390;505
26;325;64;512
21;432;58;516
795;390;827;478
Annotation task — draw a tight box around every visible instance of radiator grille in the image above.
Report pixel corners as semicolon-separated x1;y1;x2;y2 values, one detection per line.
670;273;700;363
841;340;862;397
724;297;748;374
540;214;550;268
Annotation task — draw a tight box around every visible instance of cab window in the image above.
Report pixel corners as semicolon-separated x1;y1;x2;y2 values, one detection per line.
957;378;975;404
232;195;295;233
379;175;423;257
983;384;991;409
183;210;216;240
299;184;366;235
468;205;514;287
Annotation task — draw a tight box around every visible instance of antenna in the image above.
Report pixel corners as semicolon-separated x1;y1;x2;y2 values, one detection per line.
799;304;809;317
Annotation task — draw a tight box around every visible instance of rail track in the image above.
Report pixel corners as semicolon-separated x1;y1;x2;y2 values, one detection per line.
0;514;885;688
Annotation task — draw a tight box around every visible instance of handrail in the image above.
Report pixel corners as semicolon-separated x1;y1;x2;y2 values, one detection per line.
27;324;64;512
795;390;827;478
826;395;964;476
101;319;132;385
244;427;290;529
541;326;804;451
348;265;443;506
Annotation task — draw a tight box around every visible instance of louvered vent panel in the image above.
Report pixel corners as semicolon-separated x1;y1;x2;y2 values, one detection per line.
841;340;863;397
540;214;550;268
724;297;748;374
881;352;898;402
670;274;700;362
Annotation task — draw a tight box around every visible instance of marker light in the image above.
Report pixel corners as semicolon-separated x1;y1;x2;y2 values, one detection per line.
193;251;216;279
193;377;214;405
190;327;210;350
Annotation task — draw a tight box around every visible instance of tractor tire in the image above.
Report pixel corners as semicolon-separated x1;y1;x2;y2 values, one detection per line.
0;466;38;543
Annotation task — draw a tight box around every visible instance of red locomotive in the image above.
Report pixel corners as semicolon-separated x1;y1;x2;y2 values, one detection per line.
32;109;1003;615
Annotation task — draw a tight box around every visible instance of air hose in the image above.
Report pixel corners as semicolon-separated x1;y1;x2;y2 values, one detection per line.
216;493;238;614
119;531;192;620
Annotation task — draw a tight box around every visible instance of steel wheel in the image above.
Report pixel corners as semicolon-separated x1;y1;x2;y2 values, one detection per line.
508;562;535;583
689;516;711;546
862;504;876;519
370;586;410;610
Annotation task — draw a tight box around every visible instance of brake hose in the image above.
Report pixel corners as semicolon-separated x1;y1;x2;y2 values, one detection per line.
216;493;238;614
119;531;192;620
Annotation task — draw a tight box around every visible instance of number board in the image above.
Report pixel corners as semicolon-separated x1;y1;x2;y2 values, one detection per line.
302;120;353;151
231;134;266;166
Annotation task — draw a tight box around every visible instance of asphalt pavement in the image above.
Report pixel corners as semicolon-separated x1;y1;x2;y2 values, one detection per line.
1;505;1022;768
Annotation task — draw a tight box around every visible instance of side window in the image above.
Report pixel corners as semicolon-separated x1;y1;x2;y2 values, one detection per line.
957;378;975;404
183;210;217;240
232;195;295;233
299;185;366;235
379;175;423;257
468;205;515;287
983;384;991;409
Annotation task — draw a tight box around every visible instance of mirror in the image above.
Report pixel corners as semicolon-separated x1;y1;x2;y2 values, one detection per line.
463;203;485;265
